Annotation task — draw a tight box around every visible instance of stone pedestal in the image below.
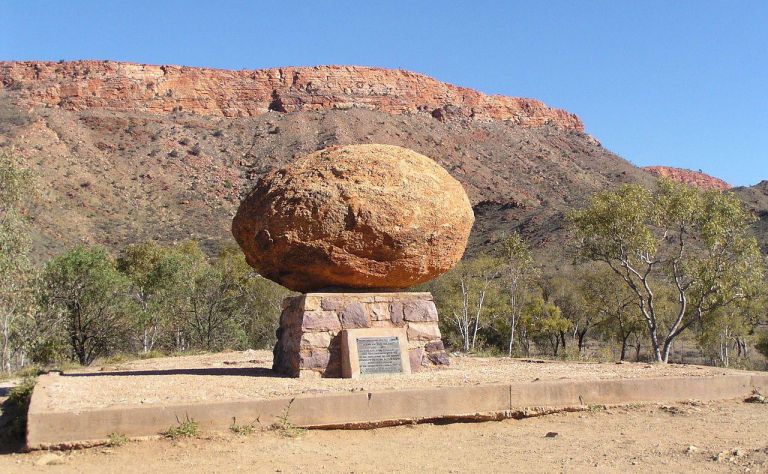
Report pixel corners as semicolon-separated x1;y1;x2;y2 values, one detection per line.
272;292;450;378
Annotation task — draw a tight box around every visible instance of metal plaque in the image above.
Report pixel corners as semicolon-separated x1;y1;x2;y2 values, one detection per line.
356;336;403;375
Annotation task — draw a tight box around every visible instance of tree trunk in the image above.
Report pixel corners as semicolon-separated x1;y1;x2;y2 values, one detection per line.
1;314;10;373
507;319;515;358
654;334;666;362
620;333;630;361
73;337;87;365
551;334;560;356
578;329;588;354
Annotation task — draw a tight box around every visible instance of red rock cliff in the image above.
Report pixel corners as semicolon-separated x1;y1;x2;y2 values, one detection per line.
643;166;732;191
0;61;584;131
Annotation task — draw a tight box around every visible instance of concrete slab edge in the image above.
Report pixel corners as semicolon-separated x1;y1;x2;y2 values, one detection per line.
26;373;768;450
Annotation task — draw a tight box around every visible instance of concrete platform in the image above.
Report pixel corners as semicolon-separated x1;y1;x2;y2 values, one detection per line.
27;368;768;450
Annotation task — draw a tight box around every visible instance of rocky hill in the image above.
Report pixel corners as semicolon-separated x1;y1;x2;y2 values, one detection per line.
643;166;732;191
1;61;583;129
0;61;762;261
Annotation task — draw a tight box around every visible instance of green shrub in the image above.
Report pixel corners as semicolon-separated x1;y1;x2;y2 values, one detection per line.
756;332;768;359
107;432;129;446
164;415;199;439
229;417;259;436
139;350;166;360
269;398;305;438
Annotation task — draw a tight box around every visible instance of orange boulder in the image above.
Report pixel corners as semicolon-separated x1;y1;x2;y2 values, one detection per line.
232;144;474;292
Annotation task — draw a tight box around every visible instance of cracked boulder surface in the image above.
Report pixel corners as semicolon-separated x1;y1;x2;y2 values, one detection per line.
232;144;474;292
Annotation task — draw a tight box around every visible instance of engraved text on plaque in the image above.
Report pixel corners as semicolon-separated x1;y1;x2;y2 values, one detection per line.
357;336;403;374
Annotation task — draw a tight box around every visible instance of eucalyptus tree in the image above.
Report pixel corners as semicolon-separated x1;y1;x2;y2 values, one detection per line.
581;267;643;360
519;296;570;356
431;256;504;353
0;154;35;372
40;246;133;365
497;233;537;356
570;179;765;363
118;241;205;353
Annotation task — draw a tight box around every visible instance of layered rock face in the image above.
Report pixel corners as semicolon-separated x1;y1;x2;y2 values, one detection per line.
643;166;732;191
274;293;448;377
232;144;474;292
0;61;584;130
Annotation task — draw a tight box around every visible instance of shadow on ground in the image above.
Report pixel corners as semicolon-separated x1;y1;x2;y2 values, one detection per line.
61;367;281;378
0;382;33;454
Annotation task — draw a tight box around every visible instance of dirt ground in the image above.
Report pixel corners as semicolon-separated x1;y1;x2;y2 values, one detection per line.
39;350;747;412
1;399;766;473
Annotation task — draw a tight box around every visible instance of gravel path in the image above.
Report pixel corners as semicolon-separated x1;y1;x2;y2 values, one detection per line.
36;350;752;412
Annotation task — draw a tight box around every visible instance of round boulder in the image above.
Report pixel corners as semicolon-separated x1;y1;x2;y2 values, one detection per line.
232;144;474;292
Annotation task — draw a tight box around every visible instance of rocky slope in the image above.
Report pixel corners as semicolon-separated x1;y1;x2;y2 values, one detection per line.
643;166;732;191
0;61;761;262
732;181;768;252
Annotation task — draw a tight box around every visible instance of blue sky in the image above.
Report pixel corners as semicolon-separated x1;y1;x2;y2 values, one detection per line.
2;1;766;186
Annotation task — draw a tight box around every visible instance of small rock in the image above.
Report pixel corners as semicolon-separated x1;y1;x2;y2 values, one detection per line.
685;445;698;454
427;350;450;366
745;393;766;404
545;432;558;438
35;453;66;466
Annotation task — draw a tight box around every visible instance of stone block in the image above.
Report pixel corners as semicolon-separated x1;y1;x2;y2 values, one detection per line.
408;340;427;350
409;348;425;372
299;348;330;370
389;302;405;325
407;322;441;340
301;331;334;348
279;330;300;352
279;307;303;328
302;311;341;332
403;301;439;322
369;302;391;321
425;340;445;352
320;298;345;311
303;295;322;311
427;350;450;366
340;301;370;329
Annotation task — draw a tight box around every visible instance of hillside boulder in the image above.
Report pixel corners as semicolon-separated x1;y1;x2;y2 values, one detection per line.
232;144;474;292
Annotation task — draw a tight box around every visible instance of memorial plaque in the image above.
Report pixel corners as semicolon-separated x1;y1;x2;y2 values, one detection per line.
357;336;403;375
341;328;411;378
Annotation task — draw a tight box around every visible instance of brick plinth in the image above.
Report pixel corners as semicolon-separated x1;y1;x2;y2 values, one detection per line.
273;292;449;378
